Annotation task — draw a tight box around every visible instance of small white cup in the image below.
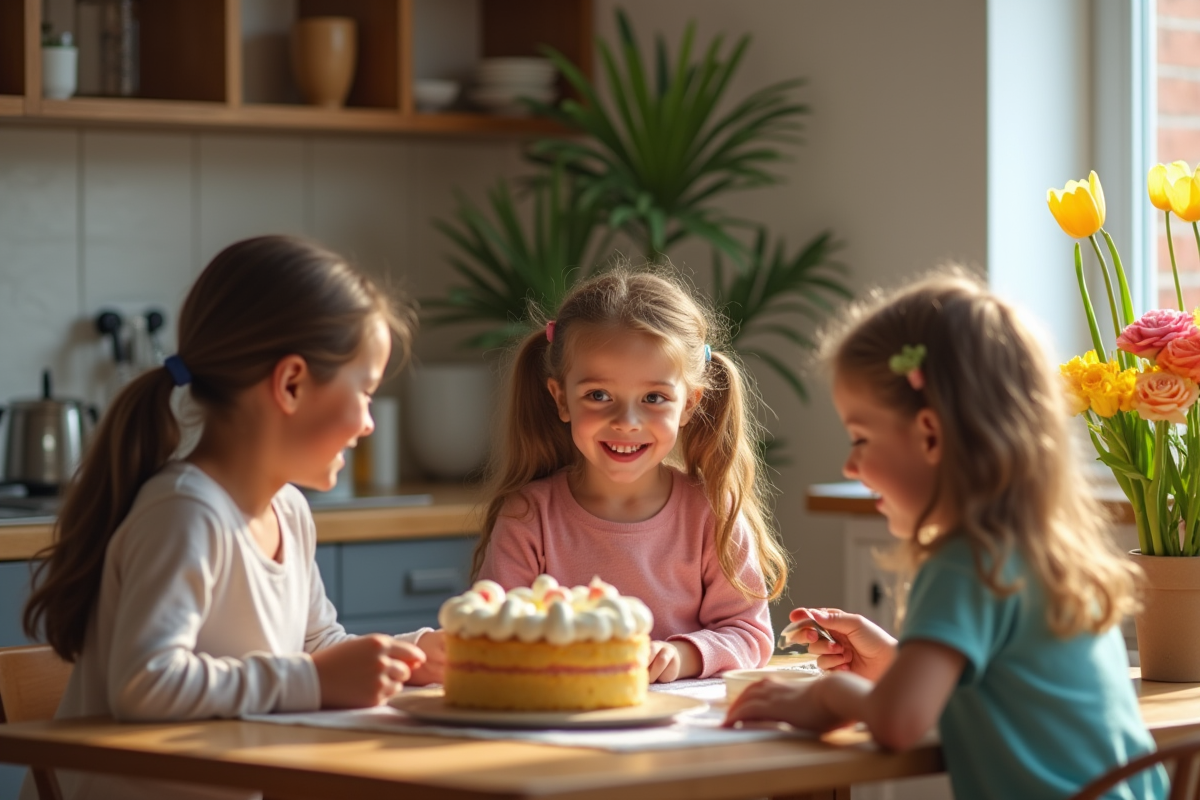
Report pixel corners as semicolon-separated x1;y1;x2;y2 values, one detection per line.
724;667;821;704
42;46;78;99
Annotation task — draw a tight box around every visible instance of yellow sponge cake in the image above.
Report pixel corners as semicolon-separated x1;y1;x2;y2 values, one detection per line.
438;575;653;711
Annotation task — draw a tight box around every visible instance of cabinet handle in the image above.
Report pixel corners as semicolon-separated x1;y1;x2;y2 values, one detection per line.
870;581;883;607
407;568;462;595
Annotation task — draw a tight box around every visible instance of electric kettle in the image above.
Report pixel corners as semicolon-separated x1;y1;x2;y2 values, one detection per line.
1;370;98;494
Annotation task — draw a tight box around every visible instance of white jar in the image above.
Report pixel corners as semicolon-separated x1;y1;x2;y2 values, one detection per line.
42;45;78;99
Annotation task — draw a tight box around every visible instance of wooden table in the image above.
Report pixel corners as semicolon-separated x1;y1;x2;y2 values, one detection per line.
1;668;1195;800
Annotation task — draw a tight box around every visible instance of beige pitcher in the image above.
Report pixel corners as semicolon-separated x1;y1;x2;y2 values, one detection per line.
291;16;357;108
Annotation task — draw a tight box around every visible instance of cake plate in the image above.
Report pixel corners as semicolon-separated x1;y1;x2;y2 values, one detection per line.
390;689;706;730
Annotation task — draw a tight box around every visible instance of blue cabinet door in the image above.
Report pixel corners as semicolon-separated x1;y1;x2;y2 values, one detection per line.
0;560;36;799
339;537;476;630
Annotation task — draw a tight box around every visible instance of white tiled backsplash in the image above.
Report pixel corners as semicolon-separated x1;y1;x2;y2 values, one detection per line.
0;126;526;409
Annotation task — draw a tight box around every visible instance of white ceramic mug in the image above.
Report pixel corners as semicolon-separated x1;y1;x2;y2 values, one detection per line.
42;46;78;99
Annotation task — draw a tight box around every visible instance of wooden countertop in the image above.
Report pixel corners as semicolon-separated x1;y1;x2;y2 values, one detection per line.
0;484;483;562
807;481;1137;525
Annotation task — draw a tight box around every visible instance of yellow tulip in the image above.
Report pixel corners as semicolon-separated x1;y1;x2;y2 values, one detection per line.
1047;171;1106;239
1148;161;1192;212
1168;166;1200;222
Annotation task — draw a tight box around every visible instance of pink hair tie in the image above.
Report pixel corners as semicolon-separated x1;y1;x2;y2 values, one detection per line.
546;321;556;343
907;369;925;391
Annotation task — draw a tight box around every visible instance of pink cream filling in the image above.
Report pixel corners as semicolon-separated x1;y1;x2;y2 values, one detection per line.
449;661;641;676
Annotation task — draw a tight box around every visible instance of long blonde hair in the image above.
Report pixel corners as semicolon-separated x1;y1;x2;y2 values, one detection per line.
824;272;1139;636
25;235;414;661
474;267;788;601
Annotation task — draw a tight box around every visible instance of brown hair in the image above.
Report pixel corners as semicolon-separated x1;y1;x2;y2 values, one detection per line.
473;266;789;601
823;271;1139;636
24;235;414;661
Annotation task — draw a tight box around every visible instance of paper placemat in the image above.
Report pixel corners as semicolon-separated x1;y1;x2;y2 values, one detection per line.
245;678;805;753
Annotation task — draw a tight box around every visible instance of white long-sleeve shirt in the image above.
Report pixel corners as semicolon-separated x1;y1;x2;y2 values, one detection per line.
23;461;418;800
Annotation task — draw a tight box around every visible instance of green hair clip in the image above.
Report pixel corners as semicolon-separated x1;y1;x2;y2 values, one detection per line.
888;344;927;390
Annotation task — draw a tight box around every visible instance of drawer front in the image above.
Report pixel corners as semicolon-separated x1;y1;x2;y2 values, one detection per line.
314;544;340;609
339;611;441;637
339;536;476;618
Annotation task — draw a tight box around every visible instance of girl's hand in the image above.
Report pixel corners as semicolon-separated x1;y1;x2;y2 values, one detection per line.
312;634;426;708
647;641;682;683
407;629;446;685
788;608;897;682
723;676;850;733
648;640;702;683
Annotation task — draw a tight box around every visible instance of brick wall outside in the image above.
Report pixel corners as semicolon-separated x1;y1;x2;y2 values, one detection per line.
1157;0;1200;307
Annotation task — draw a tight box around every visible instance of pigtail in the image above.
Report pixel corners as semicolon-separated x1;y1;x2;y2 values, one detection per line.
473;328;576;578
24;367;181;661
683;350;788;601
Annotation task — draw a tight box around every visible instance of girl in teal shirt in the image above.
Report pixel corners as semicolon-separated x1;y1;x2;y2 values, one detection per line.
726;274;1166;799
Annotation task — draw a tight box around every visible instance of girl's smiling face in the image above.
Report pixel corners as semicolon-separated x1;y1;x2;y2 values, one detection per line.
288;315;391;490
548;330;701;491
832;374;944;539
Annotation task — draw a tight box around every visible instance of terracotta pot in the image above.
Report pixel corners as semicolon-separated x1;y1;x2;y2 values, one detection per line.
1130;550;1200;682
290;17;357;108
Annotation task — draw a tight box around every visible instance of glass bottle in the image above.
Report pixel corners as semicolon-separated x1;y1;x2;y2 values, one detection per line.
98;0;138;97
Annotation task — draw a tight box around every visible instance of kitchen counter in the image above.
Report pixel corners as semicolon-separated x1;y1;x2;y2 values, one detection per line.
807;481;1137;524
0;483;483;562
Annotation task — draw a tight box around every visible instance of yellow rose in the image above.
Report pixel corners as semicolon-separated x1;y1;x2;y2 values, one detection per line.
1047;171;1106;239
1090;367;1137;418
1148;161;1192;212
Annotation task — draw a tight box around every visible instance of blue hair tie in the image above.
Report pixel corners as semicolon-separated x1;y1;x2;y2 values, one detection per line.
703;344;712;363
164;355;192;387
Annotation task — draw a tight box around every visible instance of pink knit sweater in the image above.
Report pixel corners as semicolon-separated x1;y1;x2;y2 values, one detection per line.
477;468;774;678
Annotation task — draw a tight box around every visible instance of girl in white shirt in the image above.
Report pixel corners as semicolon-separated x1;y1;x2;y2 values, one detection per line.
21;235;443;800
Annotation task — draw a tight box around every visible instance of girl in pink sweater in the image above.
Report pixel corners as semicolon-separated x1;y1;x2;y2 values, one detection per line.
475;268;788;682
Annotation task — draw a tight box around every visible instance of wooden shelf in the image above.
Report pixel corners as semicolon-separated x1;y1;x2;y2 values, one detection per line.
3;0;592;137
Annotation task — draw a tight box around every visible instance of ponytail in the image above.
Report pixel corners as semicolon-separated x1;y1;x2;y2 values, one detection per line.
472;328;575;577
24;367;180;660
682;350;787;601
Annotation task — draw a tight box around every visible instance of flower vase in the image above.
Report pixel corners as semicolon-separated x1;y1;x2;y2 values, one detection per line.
1130;551;1200;682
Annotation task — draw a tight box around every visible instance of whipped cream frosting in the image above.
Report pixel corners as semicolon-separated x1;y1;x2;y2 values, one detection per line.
439;574;654;645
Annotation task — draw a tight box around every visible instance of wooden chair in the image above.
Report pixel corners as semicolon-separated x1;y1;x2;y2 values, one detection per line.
0;644;73;800
1072;734;1200;800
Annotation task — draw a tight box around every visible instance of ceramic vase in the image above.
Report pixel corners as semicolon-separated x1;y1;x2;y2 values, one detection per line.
42;45;78;99
1130;550;1200;682
405;363;493;480
290;16;356;108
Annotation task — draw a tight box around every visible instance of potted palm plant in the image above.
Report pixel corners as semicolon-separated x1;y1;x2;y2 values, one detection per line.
420;8;850;464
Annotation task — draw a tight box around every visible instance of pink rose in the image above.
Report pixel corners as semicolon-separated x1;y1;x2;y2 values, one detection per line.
1117;309;1196;360
1133;370;1200;425
1158;328;1200;383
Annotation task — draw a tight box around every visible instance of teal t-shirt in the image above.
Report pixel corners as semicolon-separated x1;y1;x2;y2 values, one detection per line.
900;536;1166;800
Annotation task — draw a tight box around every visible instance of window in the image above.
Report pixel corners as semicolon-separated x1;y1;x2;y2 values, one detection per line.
1156;1;1200;308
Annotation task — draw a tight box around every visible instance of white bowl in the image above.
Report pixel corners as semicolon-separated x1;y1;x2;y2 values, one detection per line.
414;79;460;112
724;667;821;704
476;57;557;85
468;85;557;116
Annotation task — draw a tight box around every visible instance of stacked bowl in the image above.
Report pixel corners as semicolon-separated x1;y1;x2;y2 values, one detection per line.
468;57;558;117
